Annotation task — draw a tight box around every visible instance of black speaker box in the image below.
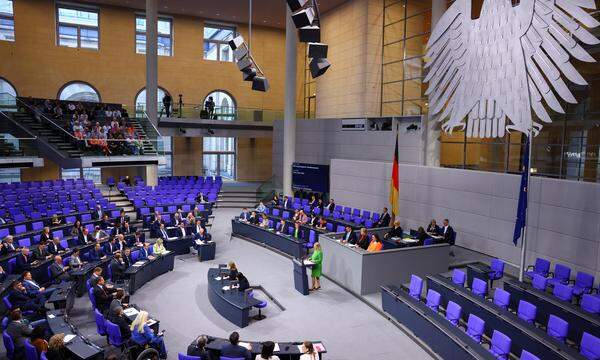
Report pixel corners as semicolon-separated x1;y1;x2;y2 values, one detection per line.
242;67;257;81
252;76;270;92
292;7;315;28
309;57;331;78
298;25;321;43
286;0;308;12
233;43;249;61
228;35;245;50
308;42;328;59
236;57;253;71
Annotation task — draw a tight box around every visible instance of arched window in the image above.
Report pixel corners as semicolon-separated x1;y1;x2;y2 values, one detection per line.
0;78;17;106
204;90;236;120
135;87;170;117
58;81;100;102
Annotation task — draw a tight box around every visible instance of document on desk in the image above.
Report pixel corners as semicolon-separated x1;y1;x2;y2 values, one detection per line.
124;307;139;317
168;237;178;240
195;240;205;245
214;276;222;281
303;260;315;266
147;319;157;327
132;261;145;267
239;342;252;350
63;334;76;343
273;343;280;352
222;285;231;291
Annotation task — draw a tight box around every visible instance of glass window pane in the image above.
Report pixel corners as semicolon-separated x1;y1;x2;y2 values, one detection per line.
59;82;99;102
405;12;430;37
158;19;171;35
158;155;172;177
440;142;465;168
219;43;232;62
204;91;236;120
58;8;98;27
136;34;146;54
219;154;235;180
204;41;218;60
135;88;167;116
0;18;14;42
404;34;428;58
204;26;234;41
0;0;13;15
58;26;78;48
158;36;171;56
203;137;235;152
0;78;16;96
136;17;146;32
80;28;98;49
0;168;20;183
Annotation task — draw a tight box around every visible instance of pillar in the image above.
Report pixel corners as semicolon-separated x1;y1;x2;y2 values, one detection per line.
423;0;446;167
145;0;158;125
282;7;297;196
145;165;158;186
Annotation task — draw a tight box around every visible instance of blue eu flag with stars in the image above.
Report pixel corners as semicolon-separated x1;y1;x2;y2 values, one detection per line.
513;137;530;246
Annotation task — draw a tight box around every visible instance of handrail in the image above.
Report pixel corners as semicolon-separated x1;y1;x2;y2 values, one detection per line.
142;111;163;136
14;96;78;140
0;110;38;140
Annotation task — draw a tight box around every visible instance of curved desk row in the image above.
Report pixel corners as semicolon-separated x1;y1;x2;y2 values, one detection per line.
124;252;175;294
231;219;305;258
205;336;326;360
427;275;583;360
46;310;104;360
503;279;600;343
381;285;495;360
267;205;361;230
207;268;262;328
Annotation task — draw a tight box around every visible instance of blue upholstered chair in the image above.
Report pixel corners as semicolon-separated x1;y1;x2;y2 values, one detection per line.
408;275;423;300
489;330;511;360
517;300;537;324
466;314;485;343
546;315;568;343
452;269;466;287
445;301;462;326
493;289;510;310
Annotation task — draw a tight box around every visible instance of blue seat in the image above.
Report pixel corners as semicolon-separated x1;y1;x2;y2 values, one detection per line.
572;272;595;297
548;263;571;288
466;314;485;343
580;332;600;360
547;315;568;343
525;258;550;279
531;274;548;291
94;308;107;336
445;301;462;326
40;351;47;360
451;269;466;287
471;278;487;298
335;225;345;233
520;350;540;360
178;353;201;360
517;300;537;324
3;330;14;360
88;287;97;309
408;275;423;300
493;289;510;310
489;330;511;360
423;238;435;246
581;294;600;315
106;320;125;347
553;283;573;302
253;300;267;321
425;289;441;312
25;339;38;360
488;259;504;287
7;258;16;274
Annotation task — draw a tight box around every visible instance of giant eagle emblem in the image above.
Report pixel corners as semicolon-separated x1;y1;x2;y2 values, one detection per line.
425;0;599;137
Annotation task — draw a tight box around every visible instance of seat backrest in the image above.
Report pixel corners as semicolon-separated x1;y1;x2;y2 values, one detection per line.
88;287;97;309
553;264;571;283
547;314;568;343
3;330;14;359
490;330;511;358
105;320;123;346
580;332;600;360
451;269;466;287
520;350;540;360
408;275;423;299
178;353;201;360
581;294;600;315
466;314;485;342
219;357;245;360
534;258;550;277
471;278;487;297
491;258;505;274
493;289;511;310
575;272;594;290
531;274;548;291
425;289;441;311
3;295;12;309
553;283;573;302
336;225;345;233
517;300;537;324
24;339;38;360
445;301;462;326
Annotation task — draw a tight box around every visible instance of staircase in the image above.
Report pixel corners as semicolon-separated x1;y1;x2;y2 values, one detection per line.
130;117;158;155
98;184;139;223
216;182;265;209
0;138;24;156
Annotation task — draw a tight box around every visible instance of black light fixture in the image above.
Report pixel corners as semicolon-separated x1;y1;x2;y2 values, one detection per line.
286;0;331;78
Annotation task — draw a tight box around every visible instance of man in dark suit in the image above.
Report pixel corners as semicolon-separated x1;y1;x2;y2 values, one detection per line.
220;332;251;360
194;227;210;242
341;226;356;244
117;209;130;226
32;242;51;262
93;276;117;314
100;214;113;230
40;227;51;243
177;223;189;238
282;196;291;209
7;281;44;313
377;207;391;227
79;227;93;245
116;234;127;252
150;215;164;238
119;221;134;236
0;235;18;255
104;238;118;255
158;223;170;240
192;219;205;237
123;248;133;268
239;208;250;222
327;199;336;212
109;254;127;281
93;205;104;220
248;211;259;225
275;219;286;234
47;237;65;255
49;255;71;282
107;307;131;339
133;230;145;246
138;243;151;261
15;248;33;274
90;267;103;287
89;243;106;261
442;219;455;245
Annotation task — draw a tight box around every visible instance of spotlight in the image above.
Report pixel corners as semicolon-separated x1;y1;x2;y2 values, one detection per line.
286;0;308;12
308;42;328;58
309;57;331;78
252;76;270;92
292;7;315;28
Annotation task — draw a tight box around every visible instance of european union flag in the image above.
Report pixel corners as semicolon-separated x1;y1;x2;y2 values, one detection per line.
513;137;530;246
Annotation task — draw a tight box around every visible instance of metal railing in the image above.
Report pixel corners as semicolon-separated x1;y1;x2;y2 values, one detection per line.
163;103;300;124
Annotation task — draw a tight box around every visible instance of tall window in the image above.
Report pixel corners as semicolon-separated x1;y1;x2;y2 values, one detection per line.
57;6;99;49
0;0;14;42
58;82;100;102
135;16;172;56
203;24;235;62
0;168;20;183
204;91;235;120
158;136;172;177
61;168;101;183
203;137;235;180
135;87;169;117
0;78;17;106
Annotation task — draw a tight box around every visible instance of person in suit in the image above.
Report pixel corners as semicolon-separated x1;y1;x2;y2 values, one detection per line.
90;267;103;287
367;234;384;252
117;209;130;226
415;226;429;246
173;212;184;227
0;266;6;282
70;249;83;268
105;238;118;255
194;226;210;242
7;281;44;313
32;241;51;261
131;311;167;358
119;221;134;236
150;215;164;238
109;253;127;281
49;255;71;282
88;243;106;261
192;219;205;237
22;271;55;300
40;227;51;243
70;220;83;238
123;248;132;268
47;237;65;255
157;223;170;240
15;248;33;274
138;243;151;261
187;335;209;359
6;309;34;358
133;230;145;246
255;201;266;213
176;223;188;238
315;199;324;215
308;214;318;227
116;234;127;252
341;226;356;244
221;331;251;360
282;196;291;209
442;219;455;244
195;192;207;203
308;195;317;210
270;194;279;206
385;221;404;240
426;219;440;235
275;219;286;234
259;214;269;228
93;226;109;242
376;207;391;227
100;214;113;230
239;208;250;222
93;205;104;219
109;288;128;315
326;199;335;212
108;306;132;339
78;227;93;245
1;235;18;255
93;276;117;314
248;211;260;225
354;228;370;250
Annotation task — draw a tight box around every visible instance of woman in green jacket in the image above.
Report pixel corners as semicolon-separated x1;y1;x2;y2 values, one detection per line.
309;242;323;290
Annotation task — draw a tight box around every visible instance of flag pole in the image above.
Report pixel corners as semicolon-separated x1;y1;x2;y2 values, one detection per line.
518;130;533;282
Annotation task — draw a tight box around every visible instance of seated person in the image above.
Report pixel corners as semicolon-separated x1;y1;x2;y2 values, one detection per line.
275;219;286;234
8;281;44;313
6;309;34;358
116;234;128;252
15;248;34;275
49;255;71;282
187;335;209;359
239;208;250;222
236;272;250;292
259;214;269;228
315;217;327;230
194;226;211;242
104;238;119;255
185;212;196;225
22;271;56;300
90;267;103;287
100;214;114;230
47;237;66;255
385;221;404;240
109;288;128;316
108;307;132;339
258;341;280;360
40;227;51;243
221;331;251;360
88;243;107;261
157;223;170;240
291;222;303;239
119;221;134;236
123;248;133;268
177;223;189;238
248;211;260;225
0;266;6;282
32;242;52;262
69;249;84;268
307;214;318;227
354;228;370;250
255;201;266;213
78;227;93;245
138;243;153;261
441;219;455;244
133;230;145;246
93;276;118;314
366;234;383;253
70;220;83;238
426;219;440;235
131;311;167;358
92;226;109;242
51;214;62;226
341;226;356;244
109;254;127;281
415;226;428;245
1;235;18;255
30;326;48;355
153;239;168;255
228;262;238;280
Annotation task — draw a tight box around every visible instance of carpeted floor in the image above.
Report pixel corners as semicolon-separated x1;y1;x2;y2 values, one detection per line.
68;207;434;360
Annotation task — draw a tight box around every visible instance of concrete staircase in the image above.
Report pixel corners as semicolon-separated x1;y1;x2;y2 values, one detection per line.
216;182;266;209
98;184;138;222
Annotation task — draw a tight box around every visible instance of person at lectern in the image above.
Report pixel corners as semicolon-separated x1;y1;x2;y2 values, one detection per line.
236;272;250;292
228;262;238;280
309;243;323;291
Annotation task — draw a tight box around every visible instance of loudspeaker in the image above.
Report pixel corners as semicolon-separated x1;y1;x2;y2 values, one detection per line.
286;0;308;12
252;76;269;92
233;43;249;61
229;35;245;50
236;57;253;71
242;67;257;81
292;7;315;28
308;42;328;59
298;26;321;43
309;57;331;78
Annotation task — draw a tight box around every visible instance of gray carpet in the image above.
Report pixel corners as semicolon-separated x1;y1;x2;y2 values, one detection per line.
68;208;434;360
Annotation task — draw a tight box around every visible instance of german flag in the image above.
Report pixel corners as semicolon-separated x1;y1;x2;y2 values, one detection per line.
389;128;399;218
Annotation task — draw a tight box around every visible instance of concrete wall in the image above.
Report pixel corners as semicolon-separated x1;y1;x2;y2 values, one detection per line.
20;157;60;181
272;118;423;183
330;159;600;280
100;166;147;184
237;138;273;182
172;137;203;177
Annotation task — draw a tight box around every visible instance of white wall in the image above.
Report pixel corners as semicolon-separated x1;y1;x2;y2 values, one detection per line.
330;159;600;280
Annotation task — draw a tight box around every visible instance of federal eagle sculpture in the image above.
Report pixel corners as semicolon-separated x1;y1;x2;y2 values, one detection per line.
424;0;599;137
